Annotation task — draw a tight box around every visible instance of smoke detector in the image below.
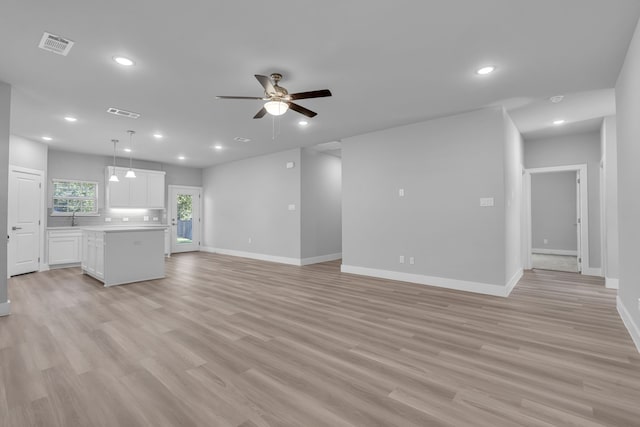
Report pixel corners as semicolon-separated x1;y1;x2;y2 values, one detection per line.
38;32;74;56
549;95;564;104
106;107;141;119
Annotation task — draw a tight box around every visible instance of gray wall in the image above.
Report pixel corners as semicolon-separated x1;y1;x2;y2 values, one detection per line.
531;172;577;251
601;117;619;282
9;135;48;171
300;148;342;259
203;149;302;259
342;107;511;286
0;82;10;306
524;131;601;268
47;149;202;227
616;17;640;345
503;112;524;283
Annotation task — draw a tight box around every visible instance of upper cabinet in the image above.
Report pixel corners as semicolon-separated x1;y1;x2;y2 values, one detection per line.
106;167;165;209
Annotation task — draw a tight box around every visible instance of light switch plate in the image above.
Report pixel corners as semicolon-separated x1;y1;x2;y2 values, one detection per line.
288;204;296;211
409;257;415;265
399;255;405;264
104;217;111;222
143;216;149;221
399;188;405;197
122;217;129;222
480;197;494;207
153;217;159;221
286;161;295;169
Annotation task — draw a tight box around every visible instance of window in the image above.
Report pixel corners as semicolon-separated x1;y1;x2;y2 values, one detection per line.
52;179;98;215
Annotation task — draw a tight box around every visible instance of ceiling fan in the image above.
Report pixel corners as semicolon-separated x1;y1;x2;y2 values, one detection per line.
217;73;332;119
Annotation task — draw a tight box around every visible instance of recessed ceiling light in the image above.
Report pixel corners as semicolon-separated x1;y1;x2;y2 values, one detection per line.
550;95;564;103
113;56;135;66
42;136;52;141
124;148;132;152
213;145;223;150
64;116;77;122
476;66;496;75
153;133;163;139
298;120;309;126
178;156;185;160
553;119;566;125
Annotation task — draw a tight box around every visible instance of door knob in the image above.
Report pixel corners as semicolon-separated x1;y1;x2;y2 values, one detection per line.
11;226;22;230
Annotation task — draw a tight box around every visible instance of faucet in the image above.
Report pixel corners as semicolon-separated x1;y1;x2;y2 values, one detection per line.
71;211;77;227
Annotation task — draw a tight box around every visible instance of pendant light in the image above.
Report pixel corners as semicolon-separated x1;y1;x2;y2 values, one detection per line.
125;130;136;178
109;139;119;182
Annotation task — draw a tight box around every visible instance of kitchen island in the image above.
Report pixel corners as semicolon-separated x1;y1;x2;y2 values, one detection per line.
81;226;165;286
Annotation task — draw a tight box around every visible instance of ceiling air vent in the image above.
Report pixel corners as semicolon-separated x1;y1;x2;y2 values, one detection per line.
38;32;74;56
106;107;141;119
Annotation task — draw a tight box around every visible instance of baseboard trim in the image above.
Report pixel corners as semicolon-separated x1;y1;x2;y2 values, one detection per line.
605;277;619;290
204;247;302;266
0;300;11;317
532;248;578;256
40;264;50;272
340;265;513;297
617;296;640;353
582;268;602;277
300;253;342;266
505;269;523;297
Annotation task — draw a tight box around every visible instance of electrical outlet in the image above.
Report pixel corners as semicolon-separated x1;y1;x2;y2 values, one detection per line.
409;257;415;265
104;217;112;222
122;217;129;222
153;217;159;221
480;197;494;207
399;255;405;264
143;216;149;221
399;188;405;197
288;204;296;211
286;161;295;169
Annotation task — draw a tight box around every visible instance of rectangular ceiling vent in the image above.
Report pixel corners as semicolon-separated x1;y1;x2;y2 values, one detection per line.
38;32;74;56
106;107;141;119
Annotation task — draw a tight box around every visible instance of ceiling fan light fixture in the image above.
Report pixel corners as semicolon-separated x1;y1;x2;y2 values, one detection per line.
264;100;289;116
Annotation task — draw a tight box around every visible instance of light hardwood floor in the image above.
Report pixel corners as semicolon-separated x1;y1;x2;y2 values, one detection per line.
1;253;639;426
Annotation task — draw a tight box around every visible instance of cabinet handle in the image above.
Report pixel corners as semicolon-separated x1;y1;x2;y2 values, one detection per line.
12;226;22;230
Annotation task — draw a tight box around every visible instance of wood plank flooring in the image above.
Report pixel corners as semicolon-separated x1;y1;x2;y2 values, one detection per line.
1;253;639;426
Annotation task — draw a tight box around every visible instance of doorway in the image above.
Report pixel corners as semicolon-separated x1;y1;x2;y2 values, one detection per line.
168;185;202;254
8;166;44;276
523;164;589;273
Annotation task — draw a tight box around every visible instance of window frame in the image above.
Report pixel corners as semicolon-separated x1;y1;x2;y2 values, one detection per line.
51;179;100;216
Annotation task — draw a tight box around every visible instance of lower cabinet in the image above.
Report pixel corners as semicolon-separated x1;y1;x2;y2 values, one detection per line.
82;230;104;280
48;229;82;266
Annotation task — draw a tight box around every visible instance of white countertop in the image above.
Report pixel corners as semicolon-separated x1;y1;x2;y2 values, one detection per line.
80;225;168;232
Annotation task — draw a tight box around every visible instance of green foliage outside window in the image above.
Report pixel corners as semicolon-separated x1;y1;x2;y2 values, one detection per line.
52;180;98;214
177;194;192;221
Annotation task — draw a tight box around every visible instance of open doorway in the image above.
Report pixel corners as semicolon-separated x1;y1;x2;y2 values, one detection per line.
523;164;589;273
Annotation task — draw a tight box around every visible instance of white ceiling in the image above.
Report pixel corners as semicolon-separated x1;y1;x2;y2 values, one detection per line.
1;1;638;168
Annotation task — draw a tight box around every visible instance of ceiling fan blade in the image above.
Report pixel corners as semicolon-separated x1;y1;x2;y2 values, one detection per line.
287;102;317;118
289;89;332;100
253;107;267;119
216;96;264;100
255;75;276;95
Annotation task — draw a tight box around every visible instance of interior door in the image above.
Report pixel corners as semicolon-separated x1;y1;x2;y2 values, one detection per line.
576;171;582;273
169;186;201;254
8;168;43;276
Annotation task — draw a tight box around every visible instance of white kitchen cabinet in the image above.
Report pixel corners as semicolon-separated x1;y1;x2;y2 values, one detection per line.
82;230;104;280
81;227;164;286
106;167;165;209
48;228;82;266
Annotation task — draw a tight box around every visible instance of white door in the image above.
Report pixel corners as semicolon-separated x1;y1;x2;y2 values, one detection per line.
169;186;201;254
8;168;43;276
576;171;582;273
